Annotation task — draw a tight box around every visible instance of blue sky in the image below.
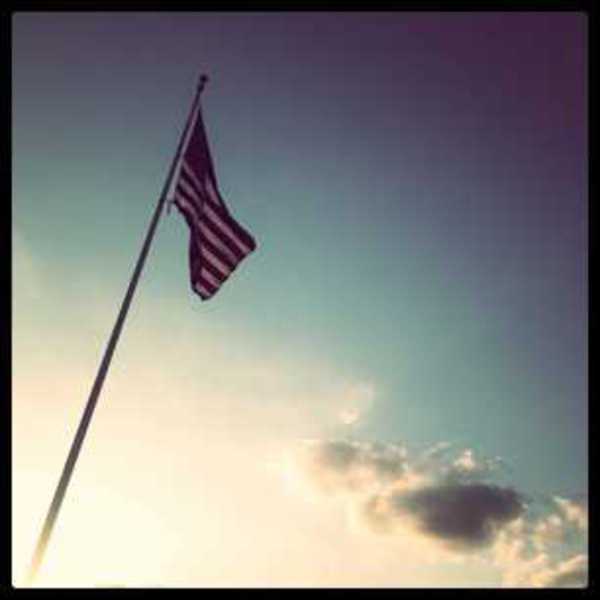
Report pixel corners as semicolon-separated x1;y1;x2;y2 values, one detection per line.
13;12;587;587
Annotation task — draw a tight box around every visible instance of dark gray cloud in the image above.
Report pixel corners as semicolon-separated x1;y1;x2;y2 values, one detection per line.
396;483;524;549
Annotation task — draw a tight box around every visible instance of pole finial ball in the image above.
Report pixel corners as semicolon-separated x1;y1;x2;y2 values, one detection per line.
198;74;209;91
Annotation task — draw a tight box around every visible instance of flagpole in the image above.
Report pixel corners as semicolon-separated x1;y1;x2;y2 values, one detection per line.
24;74;209;587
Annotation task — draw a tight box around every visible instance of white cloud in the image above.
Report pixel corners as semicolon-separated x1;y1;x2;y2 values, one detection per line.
553;496;588;532
339;407;361;425
531;554;588;588
453;449;477;472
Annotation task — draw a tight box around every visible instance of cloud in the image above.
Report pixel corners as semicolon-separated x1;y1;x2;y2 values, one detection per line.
300;439;408;494
492;507;588;588
453;449;478;472
290;437;588;588
395;483;523;549
493;494;589;588
541;554;588;588
532;513;568;551
513;554;589;588
553;496;588;532
339;408;361;426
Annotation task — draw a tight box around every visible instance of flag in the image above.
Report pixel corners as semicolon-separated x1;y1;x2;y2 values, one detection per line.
170;98;256;300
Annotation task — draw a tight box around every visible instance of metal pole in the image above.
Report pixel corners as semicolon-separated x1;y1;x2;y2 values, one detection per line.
25;75;209;587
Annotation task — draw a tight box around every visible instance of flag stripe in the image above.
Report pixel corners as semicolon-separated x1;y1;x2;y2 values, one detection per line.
199;220;243;263
203;184;256;251
176;197;198;232
174;188;199;219
199;229;237;271
194;281;215;299
180;167;208;205
204;176;228;211
181;160;205;199
174;183;201;214
174;188;243;264
181;160;227;209
167;103;202;202
175;186;250;284
178;180;253;259
189;227;201;271
200;267;222;289
177;178;203;208
191;228;235;277
177;174;255;258
176;204;234;293
188;223;233;284
199;210;245;258
201;247;233;280
203;200;254;256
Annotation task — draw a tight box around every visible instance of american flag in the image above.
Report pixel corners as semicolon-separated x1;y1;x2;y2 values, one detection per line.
170;95;256;300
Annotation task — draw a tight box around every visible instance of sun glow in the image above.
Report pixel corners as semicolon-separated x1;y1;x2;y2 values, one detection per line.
14;469;184;587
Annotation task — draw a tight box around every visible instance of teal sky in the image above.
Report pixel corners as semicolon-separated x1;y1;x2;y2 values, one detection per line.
13;12;587;587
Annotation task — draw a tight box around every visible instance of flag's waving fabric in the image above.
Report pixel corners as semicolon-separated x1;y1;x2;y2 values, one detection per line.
171;102;256;300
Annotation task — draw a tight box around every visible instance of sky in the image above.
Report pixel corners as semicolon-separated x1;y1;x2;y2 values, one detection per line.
12;12;587;588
